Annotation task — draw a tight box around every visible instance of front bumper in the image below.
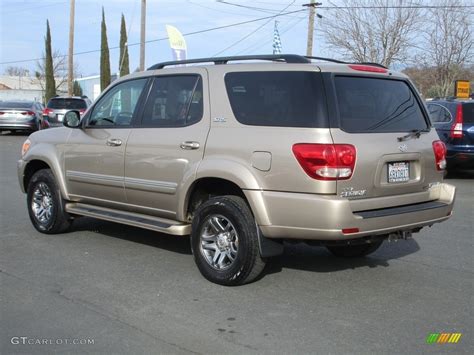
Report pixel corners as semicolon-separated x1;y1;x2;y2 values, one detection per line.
245;183;455;241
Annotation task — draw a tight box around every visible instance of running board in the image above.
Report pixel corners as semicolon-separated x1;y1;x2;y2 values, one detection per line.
65;203;191;236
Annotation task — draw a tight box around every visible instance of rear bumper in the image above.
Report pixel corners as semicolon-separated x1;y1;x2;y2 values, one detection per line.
0;119;37;131
446;149;474;169
245;183;455;241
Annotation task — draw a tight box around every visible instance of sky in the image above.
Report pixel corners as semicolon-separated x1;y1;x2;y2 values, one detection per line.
0;0;329;77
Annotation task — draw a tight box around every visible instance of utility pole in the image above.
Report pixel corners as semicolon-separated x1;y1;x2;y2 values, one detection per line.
139;0;146;71
68;0;75;95
303;1;321;57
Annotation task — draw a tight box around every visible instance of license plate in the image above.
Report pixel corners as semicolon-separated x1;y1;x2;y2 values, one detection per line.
57;114;64;122
388;162;409;183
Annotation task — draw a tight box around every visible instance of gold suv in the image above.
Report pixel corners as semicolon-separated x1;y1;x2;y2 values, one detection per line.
18;55;456;285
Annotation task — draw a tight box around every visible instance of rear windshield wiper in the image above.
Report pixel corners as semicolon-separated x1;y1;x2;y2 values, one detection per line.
397;129;428;142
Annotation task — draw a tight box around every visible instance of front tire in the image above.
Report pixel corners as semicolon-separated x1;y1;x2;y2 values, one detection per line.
191;196;265;286
327;240;383;258
27;169;72;234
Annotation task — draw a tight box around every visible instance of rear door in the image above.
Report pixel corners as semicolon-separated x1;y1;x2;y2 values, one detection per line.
461;103;474;145
124;69;210;219
329;74;441;199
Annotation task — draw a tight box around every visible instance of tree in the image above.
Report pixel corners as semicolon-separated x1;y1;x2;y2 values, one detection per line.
321;0;422;67
4;66;29;76
35;49;75;94
422;0;473;97
119;13;130;77
44;20;56;103
73;80;83;96
100;7;111;91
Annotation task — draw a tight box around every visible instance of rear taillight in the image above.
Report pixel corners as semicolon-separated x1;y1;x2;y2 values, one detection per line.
292;144;356;180
43;108;53;115
79;109;86;115
348;64;388;73
21;111;35;116
432;140;447;171
450;103;463;138
0;112;4;115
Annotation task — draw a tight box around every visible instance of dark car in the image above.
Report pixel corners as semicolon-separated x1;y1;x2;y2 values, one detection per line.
0;100;44;133
427;99;474;171
42;96;91;129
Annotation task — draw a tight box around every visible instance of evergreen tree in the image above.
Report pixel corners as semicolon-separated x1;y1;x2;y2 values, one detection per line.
119;14;130;77
100;7;111;91
72;80;83;96
44;20;56;103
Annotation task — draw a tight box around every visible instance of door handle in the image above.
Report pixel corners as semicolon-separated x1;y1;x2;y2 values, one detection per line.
106;138;122;147
180;141;200;150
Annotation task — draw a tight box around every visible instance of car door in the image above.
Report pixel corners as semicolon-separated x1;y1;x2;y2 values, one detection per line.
124;69;210;220
64;78;148;207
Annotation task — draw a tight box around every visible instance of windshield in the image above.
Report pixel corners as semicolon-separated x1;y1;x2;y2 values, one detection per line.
47;98;87;109
335;76;428;133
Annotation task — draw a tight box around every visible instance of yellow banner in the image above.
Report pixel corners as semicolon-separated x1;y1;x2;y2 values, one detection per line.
455;80;470;99
166;25;187;51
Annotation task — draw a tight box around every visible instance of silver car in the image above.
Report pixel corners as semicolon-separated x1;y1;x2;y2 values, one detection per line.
0;100;43;133
42;96;91;129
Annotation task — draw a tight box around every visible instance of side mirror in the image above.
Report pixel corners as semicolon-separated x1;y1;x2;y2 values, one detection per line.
63;110;81;128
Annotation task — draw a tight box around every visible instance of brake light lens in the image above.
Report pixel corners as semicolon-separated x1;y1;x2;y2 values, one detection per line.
21;111;35;116
292;144;356;180
43;108;53;115
450;103;463;138
432;140;447;171
0;111;4;115
348;64;388;73
79;109;86;115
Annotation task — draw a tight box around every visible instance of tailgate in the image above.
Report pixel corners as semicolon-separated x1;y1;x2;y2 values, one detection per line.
331;75;443;200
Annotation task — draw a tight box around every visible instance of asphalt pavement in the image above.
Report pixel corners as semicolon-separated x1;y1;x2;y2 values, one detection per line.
1;132;473;354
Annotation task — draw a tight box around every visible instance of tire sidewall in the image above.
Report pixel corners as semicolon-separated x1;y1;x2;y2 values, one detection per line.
191;197;257;285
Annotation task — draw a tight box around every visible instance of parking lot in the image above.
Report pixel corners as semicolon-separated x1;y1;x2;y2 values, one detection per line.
1;132;472;354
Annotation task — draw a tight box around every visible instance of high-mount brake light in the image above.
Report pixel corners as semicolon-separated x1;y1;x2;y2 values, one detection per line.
292;144;356;181
348;64;388;73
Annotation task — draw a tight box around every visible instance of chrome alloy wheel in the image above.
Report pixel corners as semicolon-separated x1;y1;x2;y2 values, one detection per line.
31;182;53;224
199;215;239;270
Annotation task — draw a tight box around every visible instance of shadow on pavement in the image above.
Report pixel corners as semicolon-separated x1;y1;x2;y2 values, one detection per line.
264;238;420;275
71;217;420;275
72;217;192;255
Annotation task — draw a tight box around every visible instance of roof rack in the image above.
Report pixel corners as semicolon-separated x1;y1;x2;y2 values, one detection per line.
148;54;387;70
357;62;388;69
305;56;346;64
148;54;311;70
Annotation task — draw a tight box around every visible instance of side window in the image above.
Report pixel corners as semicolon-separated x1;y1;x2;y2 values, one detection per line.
142;75;202;127
427;104;441;123
88;79;147;127
427;104;451;123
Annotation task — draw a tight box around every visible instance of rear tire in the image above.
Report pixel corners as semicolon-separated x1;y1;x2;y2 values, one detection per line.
27;169;72;234
191;195;265;286
327;240;383;257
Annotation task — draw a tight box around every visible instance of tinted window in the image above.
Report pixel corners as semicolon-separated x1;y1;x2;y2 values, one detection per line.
47;98;87;109
427;103;452;123
0;101;33;109
89;79;147;126
335;77;428;132
225;71;326;127
142;75;202;127
462;103;474;123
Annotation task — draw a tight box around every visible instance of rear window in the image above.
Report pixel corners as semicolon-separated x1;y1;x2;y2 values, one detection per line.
0;101;33;109
335;76;428;133
462;103;474;123
224;71;326;128
47;98;87;109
